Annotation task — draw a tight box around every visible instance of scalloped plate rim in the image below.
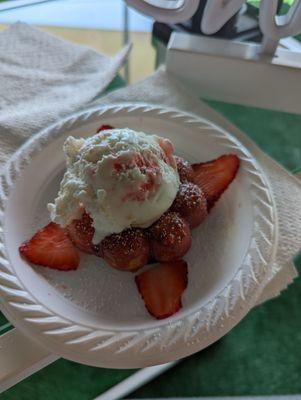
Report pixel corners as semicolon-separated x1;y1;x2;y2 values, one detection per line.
0;103;277;368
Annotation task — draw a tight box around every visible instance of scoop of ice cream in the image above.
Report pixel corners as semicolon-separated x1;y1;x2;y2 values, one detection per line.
48;128;180;243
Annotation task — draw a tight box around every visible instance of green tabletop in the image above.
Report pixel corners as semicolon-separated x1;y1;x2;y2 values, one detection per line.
1;98;301;400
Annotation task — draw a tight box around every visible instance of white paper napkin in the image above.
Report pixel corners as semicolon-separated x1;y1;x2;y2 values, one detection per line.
0;22;131;169
90;68;300;302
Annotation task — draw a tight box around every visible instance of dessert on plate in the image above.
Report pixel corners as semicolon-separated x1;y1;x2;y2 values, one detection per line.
19;125;240;319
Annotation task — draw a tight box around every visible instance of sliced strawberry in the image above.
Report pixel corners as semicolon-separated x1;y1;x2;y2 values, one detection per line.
192;154;240;210
96;124;114;133
135;260;188;319
19;222;80;271
67;212;99;254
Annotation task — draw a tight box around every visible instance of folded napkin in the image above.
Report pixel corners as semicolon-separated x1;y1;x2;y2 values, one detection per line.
0;22;131;169
90;69;300;302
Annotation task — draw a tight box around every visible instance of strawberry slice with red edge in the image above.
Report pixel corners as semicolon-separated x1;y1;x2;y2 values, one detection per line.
19;222;80;271
135;260;188;319
96;124;114;133
192;154;240;210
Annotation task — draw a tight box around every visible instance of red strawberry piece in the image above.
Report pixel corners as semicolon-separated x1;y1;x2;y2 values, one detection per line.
96;124;114;133
174;156;194;183
135;260;188;319
171;182;208;228
192;154;240;210
67;212;99;254
19;222;80;271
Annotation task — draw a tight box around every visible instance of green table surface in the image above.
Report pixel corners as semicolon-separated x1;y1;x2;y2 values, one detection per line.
1;96;301;400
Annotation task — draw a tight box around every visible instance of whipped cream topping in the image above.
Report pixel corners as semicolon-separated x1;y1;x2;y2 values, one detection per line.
48;128;180;243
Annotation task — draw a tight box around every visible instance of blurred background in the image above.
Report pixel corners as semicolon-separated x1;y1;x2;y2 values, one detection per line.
0;0;297;84
0;0;155;83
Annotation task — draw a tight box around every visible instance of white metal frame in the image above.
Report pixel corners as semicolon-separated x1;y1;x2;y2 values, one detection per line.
0;328;58;393
0;325;177;398
166;32;301;115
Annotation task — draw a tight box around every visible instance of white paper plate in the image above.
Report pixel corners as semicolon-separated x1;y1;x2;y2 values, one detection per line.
0;104;277;368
